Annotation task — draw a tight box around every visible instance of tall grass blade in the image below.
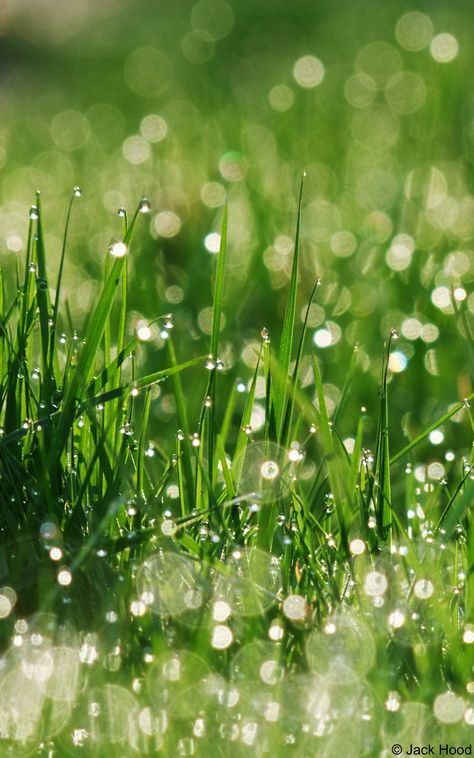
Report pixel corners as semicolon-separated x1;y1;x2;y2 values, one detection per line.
273;173;305;441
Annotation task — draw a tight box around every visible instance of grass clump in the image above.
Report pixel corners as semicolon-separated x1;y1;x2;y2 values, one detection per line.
0;188;472;756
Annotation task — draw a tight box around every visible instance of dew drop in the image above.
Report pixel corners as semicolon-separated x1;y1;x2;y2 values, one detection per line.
212;625;233;650
414;579;434;599
110;241;128;258
349;538;365;556
163;313;174;329
282;594;307;621
57;567;72;586
139;197;151;213
260;460;280;480
161;519;177;536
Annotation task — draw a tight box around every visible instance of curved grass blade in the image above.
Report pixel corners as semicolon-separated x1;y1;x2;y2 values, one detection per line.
390;392;474;464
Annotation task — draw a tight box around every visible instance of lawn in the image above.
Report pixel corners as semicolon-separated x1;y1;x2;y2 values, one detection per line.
0;1;473;755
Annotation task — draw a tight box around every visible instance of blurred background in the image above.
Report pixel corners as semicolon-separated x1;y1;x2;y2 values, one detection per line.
0;0;472;459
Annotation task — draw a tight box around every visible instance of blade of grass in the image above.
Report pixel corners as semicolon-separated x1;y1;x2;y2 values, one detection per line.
167;335;194;515
372;336;393;543
50;203;144;463
390;392;474;464
282;276;320;447
312;350;349;552
274;172;305;442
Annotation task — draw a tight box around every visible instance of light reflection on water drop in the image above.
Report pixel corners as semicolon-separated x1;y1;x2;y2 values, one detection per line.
306;613;375;684
235;441;298;503
213;547;281;617
136;551;206;619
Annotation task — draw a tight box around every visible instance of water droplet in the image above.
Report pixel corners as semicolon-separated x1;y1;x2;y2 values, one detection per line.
390;328;399;340
29;205;39;220
433;691;465;724
191;433;201;448
261;327;270;342
349;538;365;556
49;546;62;561
163;313;174;329
204;395;212;407
205;355;216;370
364;571;388;596
130;599;147;616
110;241;128;258
161;519;178;537
73;186;82;197
139;197;151;213
57;567;72;586
282;594;307;621
117;207;127;217
212;625;233;650
287;442;303;462
414;579;434;599
260;460;279;480
385;691;401;712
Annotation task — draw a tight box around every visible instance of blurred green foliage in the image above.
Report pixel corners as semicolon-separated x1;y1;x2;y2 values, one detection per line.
0;0;472;452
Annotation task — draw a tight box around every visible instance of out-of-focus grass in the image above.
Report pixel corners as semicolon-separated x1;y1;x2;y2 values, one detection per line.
0;0;472;754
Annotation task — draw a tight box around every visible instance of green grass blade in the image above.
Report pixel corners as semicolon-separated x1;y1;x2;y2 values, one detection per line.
436;465;474;536
282;276;320;447
312;350;349;551
274;172;305;441
167;336;194;513
372;336;393;542
210;204;228;361
51;202;144;462
390;391;474;464
49;189;80;374
34;193;54;405
231;346;262;484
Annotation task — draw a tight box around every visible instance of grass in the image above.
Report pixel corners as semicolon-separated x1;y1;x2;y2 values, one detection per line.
0;188;472;756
